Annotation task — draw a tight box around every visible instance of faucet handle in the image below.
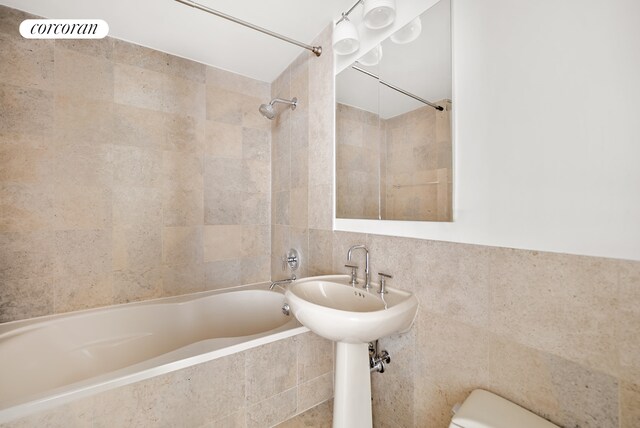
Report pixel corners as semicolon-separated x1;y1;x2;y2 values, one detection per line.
377;272;392;294
345;264;359;286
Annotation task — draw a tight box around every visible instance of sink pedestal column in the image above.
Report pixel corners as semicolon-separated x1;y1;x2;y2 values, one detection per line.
333;342;372;428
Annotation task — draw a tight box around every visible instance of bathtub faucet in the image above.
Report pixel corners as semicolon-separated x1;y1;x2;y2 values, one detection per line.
269;274;296;290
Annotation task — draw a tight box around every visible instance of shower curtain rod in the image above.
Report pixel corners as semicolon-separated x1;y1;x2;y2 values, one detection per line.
352;64;444;111
174;0;322;56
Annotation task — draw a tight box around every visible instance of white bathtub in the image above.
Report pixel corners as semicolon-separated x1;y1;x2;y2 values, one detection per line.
0;285;306;423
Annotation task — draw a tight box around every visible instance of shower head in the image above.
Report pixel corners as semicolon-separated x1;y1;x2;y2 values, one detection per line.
259;103;276;120
258;97;298;120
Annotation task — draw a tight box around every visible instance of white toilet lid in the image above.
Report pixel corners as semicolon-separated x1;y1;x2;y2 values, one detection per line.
451;390;560;428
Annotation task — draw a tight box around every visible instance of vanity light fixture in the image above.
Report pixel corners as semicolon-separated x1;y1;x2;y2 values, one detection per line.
333;0;397;56
362;0;396;30
333;13;360;55
357;44;383;66
390;16;422;44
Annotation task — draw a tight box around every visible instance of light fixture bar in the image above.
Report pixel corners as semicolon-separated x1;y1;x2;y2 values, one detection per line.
338;0;364;22
175;0;322;56
352;64;444;111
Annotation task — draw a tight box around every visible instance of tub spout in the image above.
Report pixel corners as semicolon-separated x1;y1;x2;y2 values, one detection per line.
269;274;296;290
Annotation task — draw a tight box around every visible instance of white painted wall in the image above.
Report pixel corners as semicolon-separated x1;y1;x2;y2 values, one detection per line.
335;0;640;261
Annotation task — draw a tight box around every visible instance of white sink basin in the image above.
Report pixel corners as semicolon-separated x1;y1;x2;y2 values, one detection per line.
284;275;418;344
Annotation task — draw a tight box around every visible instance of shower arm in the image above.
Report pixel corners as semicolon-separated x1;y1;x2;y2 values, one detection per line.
270;98;297;108
174;0;322;57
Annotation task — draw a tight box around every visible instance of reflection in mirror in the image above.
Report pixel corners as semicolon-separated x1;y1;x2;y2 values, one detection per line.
335;0;452;222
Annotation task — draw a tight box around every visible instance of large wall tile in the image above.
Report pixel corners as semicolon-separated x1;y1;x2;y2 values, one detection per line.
162;73;205;118
207;66;269;100
204;157;243;224
52;185;112;231
0;83;53;136
0;142;54;184
545;352;619;428
246;388;297;428
162;151;204;226
162;262;205;295
297;373;333;414
112;186;162;227
112;225;162;271
243;158;270;194
0;276;53;323
0;231;55;281
242;192;270;226
290;187;308;229
55;47;113;102
366;234;420;292
204;225;242;262
246;337;297;404
414;312;490;423
242;225;270;258
276;401;332;428
205;259;241;290
114;39;205;83
206;86;244;125
414;240;491;327
307;185;332;230
0;33;53;90
1;394;93;428
53;142;113;188
209;410;246;428
307;229;333;276
0;183;54;232
56;38;113;60
113;103;205;152
297;332;333;383
488;336;562;423
205;120;242;158
52;272;112;313
114;63;164;112
54;95;114;147
162;226;203;265
240;255;270;284
490;248;619;376
112;267;163;304
54;230;112;277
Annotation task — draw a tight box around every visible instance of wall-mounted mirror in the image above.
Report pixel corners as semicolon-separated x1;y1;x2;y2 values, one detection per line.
335;0;452;221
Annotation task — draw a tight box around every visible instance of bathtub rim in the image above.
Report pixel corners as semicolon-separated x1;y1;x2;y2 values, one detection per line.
0;282;309;424
0;281;285;332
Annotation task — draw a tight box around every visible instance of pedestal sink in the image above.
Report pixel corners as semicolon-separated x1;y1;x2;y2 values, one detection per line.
284;275;418;428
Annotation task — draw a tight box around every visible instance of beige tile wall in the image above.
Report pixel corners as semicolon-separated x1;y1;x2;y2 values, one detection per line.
335;101;452;222
309;232;639;428
3;332;334;428
0;5;271;322
384;102;452;222
270;26;335;280
335;103;381;220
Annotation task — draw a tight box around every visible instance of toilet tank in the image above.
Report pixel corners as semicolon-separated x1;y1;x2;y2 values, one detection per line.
449;390;560;428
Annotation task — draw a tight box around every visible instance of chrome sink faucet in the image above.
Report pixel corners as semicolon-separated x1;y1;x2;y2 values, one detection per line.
347;244;370;291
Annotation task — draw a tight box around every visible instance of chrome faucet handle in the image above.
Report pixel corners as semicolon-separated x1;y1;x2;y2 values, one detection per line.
377;272;392;294
345;264;359;286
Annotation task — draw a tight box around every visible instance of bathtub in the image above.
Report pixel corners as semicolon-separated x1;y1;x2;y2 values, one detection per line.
0;285;306;423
